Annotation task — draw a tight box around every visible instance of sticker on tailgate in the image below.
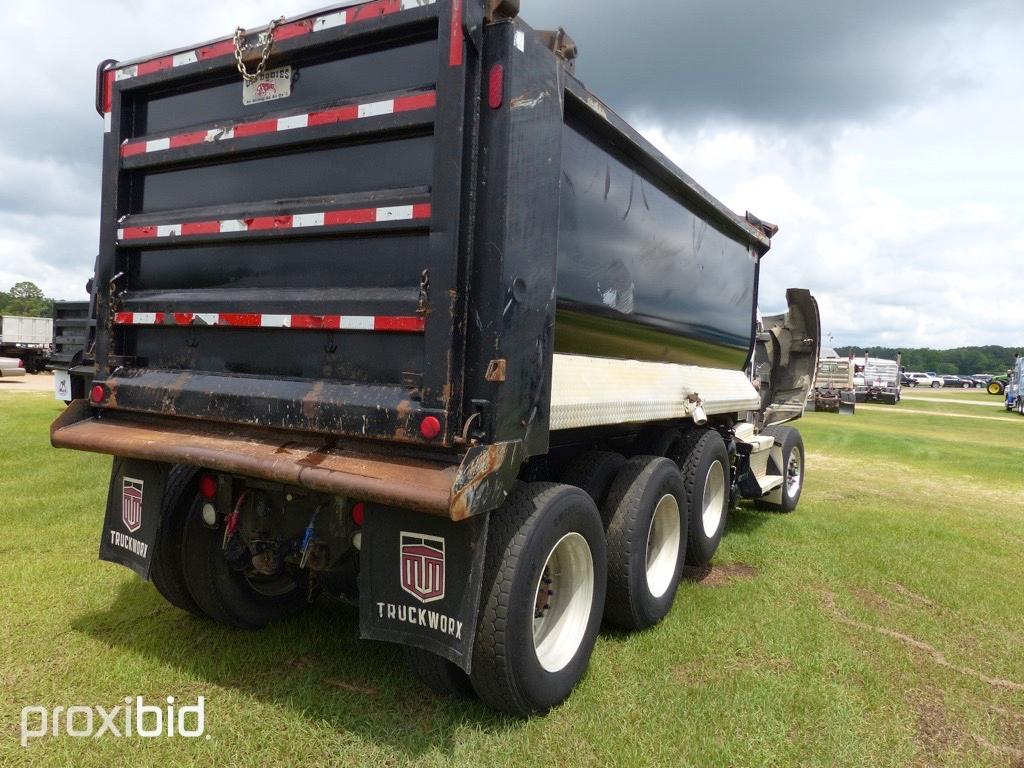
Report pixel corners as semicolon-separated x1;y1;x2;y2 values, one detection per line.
242;65;292;106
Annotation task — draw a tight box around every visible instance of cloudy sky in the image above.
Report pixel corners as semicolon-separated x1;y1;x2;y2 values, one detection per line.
3;0;1022;348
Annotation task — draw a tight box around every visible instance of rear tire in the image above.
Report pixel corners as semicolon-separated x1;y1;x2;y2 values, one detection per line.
180;498;309;630
931;381;941;388
676;430;730;568
149;465;206;617
601;457;687;630
558;450;626;510
470;483;606;716
403;646;475;700
754;426;805;513
988;381;1004;395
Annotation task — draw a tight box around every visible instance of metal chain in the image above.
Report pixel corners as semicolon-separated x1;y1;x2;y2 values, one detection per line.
233;17;285;83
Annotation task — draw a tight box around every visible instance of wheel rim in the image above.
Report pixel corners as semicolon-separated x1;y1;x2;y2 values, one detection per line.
645;494;681;598
785;450;803;499
532;532;595;673
701;461;727;538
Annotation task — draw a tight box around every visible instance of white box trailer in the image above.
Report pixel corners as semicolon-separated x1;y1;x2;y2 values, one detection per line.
0;315;53;373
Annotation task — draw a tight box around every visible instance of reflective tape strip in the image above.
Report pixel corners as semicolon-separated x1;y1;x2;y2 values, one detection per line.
120;91;435;157
114;312;425;332
116;204;430;241
110;0;438;87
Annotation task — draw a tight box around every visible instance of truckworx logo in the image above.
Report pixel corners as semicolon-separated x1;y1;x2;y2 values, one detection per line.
20;696;207;747
400;532;445;603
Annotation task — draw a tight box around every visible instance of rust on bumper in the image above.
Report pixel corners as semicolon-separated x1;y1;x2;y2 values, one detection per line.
51;402;523;520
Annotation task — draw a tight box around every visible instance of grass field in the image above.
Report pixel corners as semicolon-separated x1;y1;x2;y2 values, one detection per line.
1;391;1023;767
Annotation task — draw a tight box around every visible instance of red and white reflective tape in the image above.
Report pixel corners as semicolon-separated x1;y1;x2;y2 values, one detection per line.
117;204;431;241
103;0;436;132
114;312;426;332
121;91;436;158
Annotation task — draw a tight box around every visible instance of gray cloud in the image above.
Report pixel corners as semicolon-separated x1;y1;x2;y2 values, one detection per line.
526;0;1010;127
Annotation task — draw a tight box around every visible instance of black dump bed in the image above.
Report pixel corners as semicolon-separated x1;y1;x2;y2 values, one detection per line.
84;0;772;466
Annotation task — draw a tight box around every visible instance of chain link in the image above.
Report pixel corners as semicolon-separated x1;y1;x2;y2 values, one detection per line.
233;17;286;83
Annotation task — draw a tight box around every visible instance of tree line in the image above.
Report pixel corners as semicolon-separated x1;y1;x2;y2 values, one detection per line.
835;346;1019;376
0;281;54;318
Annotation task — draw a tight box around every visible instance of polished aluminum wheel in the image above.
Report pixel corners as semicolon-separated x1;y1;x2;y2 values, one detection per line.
785;451;803;499
532;532;595;673
645;493;681;598
701;460;727;538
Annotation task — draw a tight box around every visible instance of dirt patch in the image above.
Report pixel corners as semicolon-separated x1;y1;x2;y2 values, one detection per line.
683;562;757;587
910;688;1024;766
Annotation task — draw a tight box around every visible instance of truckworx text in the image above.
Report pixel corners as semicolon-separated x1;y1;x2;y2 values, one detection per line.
51;0;820;715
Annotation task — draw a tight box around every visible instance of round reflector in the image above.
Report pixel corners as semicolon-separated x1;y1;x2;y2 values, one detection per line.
419;415;442;440
89;384;105;404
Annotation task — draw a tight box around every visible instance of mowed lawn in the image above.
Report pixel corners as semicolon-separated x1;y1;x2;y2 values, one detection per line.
1;391;1022;767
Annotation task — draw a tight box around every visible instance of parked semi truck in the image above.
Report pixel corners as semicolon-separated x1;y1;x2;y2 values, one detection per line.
51;0;819;715
0;315;52;373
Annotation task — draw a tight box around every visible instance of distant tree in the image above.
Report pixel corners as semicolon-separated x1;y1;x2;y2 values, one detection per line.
835;345;1017;375
3;281;53;317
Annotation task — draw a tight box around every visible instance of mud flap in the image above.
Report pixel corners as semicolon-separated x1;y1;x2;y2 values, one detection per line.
359;505;489;673
98;458;170;580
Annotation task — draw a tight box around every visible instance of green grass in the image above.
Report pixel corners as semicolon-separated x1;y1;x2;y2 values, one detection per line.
1;392;1023;767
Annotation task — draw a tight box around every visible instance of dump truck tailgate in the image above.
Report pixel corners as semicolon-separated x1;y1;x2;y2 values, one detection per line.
92;0;477;447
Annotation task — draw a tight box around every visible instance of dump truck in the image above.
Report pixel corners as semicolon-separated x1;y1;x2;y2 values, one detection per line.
807;357;855;414
49;299;97;402
0;315;52;373
852;355;901;405
1007;356;1023;414
51;0;819;715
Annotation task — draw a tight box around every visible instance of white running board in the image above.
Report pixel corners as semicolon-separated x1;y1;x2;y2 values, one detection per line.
549;354;760;431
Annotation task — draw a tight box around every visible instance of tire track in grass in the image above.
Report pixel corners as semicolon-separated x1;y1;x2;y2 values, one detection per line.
821;590;1024;692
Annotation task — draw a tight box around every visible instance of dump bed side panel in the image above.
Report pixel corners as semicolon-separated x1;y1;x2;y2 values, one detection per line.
554;92;762;371
92;0;481;447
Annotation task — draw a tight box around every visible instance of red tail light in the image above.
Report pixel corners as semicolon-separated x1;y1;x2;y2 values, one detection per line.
17;359;24;369
488;64;505;109
198;474;218;499
89;384;106;403
351;502;365;527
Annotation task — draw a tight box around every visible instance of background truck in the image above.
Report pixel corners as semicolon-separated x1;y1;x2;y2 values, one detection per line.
48;299;97;402
807;357;855;414
0;315;52;373
852;355;901;404
1007;356;1022;414
51;0;819;716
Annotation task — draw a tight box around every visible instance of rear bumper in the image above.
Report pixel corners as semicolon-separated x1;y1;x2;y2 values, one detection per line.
51;401;521;521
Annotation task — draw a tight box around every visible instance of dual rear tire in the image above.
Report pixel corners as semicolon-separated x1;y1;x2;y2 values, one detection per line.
149;465;308;629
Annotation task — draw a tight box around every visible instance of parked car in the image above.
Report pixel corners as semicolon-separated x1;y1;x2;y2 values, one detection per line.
940;375;974;389
0;355;26;377
969;375;991;388
905;372;942;388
